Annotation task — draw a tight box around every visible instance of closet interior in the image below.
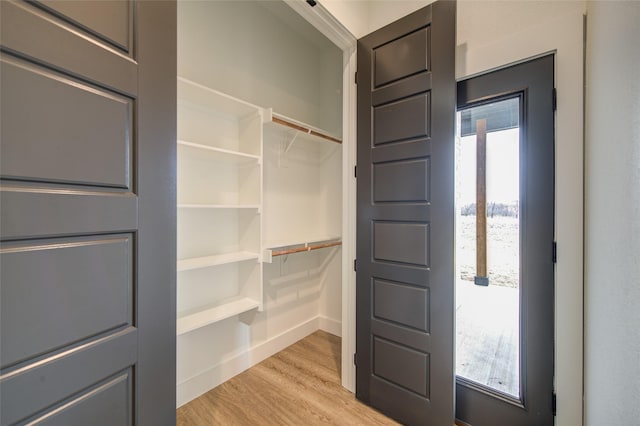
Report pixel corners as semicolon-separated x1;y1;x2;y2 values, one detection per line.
176;0;349;406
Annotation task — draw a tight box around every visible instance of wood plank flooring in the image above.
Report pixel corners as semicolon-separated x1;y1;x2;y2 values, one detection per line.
176;331;398;425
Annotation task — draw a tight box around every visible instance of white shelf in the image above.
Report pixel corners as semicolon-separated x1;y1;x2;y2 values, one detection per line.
177;297;261;335
178;251;259;272
178;140;260;164
178;77;262;119
177;77;264;336
178;251;260;272
178;204;261;211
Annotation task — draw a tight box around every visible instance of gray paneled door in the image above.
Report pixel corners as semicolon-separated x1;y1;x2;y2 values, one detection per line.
356;2;456;424
1;1;176;424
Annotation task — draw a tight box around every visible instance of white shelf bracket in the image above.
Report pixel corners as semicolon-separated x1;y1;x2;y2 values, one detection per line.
278;130;301;167
263;249;273;264
284;131;300;155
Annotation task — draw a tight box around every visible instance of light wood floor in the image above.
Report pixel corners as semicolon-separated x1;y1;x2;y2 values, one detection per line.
176;331;399;425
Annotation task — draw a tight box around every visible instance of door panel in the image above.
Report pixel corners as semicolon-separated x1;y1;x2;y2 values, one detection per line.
455;56;555;426
371;314;429;353
0;187;138;239
0;0;176;424
356;2;456;424
1;56;132;188
35;0;133;53
1;1;138;95
374;337;430;397
373;27;429;87
374;279;429;331
1;329;137;425
373;94;430;144
372;73;432;107
373;159;429;202
1;235;132;368
373;222;429;266
34;372;133;426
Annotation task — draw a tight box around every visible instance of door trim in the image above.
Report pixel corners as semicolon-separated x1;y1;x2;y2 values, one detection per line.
286;0;359;393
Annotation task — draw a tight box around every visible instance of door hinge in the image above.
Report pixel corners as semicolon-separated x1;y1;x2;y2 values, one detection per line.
552;241;557;263
353;353;358;366
552;392;557;416
354;165;357;178
552;88;557;112
355;71;358;84
354;259;357;271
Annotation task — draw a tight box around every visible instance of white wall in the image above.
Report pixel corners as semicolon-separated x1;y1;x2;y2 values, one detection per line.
178;0;343;135
319;0;435;38
318;0;371;39
321;1;586;424
368;0;435;34
584;2;640;424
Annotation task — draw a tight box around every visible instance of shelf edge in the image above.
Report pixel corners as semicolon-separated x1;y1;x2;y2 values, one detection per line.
177;297;260;335
177;140;260;161
177;251;260;271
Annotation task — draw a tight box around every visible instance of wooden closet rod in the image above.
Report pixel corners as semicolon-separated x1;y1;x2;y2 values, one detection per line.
271;240;342;257
272;116;342;144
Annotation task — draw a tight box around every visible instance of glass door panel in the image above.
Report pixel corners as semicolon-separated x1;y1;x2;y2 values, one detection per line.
455;97;521;398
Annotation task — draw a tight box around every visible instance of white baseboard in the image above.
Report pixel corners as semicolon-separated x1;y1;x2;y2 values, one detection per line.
177;315;341;407
318;315;342;337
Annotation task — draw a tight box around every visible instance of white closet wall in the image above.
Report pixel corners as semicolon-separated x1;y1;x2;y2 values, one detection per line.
178;1;342;135
177;0;344;406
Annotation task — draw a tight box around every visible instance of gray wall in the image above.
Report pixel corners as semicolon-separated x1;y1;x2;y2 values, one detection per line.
585;2;640;424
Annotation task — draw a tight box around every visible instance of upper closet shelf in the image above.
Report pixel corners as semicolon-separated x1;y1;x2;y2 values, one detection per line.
178;77;263;119
264;109;342;145
178;140;260;164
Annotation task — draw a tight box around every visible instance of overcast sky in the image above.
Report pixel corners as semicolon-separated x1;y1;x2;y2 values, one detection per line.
457;127;520;205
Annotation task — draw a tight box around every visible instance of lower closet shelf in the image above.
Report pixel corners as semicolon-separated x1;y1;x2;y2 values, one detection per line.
177;251;259;272
177;297;260;335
